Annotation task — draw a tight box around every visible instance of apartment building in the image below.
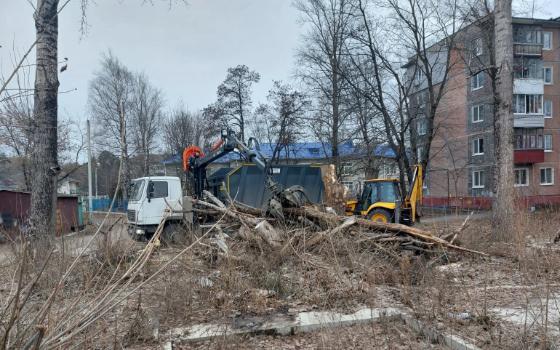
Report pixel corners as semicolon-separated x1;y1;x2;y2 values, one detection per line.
409;16;560;208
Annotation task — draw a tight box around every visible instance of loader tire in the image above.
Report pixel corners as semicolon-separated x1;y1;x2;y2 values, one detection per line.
367;209;393;223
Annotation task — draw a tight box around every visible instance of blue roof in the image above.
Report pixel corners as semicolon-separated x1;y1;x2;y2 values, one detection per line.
162;141;396;165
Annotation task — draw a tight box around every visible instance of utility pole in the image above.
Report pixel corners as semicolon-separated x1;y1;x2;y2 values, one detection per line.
95;161;98;197
87;119;93;213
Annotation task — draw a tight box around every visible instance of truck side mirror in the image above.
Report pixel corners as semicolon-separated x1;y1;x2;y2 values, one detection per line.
147;181;154;202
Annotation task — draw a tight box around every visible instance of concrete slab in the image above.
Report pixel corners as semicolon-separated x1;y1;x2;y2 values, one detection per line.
164;307;481;350
166;307;401;345
492;294;560;336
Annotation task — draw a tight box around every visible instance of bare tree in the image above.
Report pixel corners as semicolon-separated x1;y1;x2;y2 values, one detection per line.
163;106;205;155
0;52;85;191
131;72;164;176
214;65;260;142
253;81;309;163
347;81;384;178
88;52;134;200
0;68;35;190
295;0;354;178
341;0;464;192
492;0;515;237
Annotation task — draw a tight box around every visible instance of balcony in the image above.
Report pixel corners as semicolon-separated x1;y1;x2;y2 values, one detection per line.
514;128;545;164
514;114;545;128
513;78;544;95
513;43;543;56
514;149;544;164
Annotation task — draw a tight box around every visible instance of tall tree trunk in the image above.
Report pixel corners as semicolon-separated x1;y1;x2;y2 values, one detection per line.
29;0;60;237
332;69;340;178
492;0;515;239
144;148;150;176
119;103;130;200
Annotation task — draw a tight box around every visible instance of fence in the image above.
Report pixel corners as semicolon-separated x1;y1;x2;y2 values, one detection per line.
90;197;128;212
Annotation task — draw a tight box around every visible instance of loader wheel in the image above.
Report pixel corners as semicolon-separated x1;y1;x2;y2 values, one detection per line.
367;209;393;223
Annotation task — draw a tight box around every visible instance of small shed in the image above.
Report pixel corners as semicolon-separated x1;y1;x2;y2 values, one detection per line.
0;190;81;235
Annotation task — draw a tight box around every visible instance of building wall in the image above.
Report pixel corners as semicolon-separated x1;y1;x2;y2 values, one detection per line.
420;18;560;208
537;26;560;197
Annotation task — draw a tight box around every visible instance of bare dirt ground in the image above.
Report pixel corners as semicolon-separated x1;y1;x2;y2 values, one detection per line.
2;209;560;349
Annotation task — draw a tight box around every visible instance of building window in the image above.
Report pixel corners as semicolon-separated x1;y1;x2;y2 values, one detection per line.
472;137;484;155
515;128;544;150
540;167;554;185
473;38;483;56
415;68;424;82
544;134;553;152
543;32;552;50
544;100;553;118
341;163;353;176
417;118;427;135
416;93;425;106
544;67;553;84
514;168;529;187
472;104;483;123
514;94;543;114
308;147;320;155
514;57;543;79
471;72;484;91
472;170;484;189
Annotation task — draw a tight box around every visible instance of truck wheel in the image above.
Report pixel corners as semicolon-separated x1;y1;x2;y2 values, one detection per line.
367;209;393;223
162;223;186;246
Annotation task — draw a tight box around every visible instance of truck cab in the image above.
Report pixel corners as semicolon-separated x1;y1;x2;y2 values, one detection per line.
127;176;183;239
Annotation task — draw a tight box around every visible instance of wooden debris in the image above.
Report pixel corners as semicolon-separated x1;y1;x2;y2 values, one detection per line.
194;194;487;257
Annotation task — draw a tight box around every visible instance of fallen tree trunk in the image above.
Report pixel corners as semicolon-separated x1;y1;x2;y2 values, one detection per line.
284;206;488;256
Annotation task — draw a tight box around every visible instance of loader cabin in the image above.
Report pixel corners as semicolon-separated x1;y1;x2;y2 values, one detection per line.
346;179;401;222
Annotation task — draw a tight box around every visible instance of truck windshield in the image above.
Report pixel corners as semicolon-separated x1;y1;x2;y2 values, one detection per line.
129;180;145;202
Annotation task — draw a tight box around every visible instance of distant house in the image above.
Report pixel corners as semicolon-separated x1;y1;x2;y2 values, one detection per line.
58;178;80;195
0;178;19;191
162;141;399;196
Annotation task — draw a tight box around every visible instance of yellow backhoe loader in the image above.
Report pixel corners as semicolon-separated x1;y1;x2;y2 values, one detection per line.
345;165;423;225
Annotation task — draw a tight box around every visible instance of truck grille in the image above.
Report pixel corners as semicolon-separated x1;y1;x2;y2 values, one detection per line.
127;210;136;222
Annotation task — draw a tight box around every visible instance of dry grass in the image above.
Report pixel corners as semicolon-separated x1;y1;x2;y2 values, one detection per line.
2;208;560;349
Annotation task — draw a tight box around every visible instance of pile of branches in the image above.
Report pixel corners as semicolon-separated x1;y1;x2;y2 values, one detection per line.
194;191;487;258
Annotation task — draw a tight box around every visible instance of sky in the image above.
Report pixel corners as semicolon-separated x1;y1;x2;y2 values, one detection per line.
0;0;303;124
1;0;560;128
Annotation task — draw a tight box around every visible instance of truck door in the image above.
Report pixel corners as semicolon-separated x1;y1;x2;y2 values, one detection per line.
144;180;170;225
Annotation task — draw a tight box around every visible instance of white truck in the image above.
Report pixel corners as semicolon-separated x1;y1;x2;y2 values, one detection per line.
127;129;308;242
127;176;188;241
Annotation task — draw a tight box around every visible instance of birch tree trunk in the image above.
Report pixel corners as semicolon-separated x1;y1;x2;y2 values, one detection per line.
492;0;515;239
29;0;60;237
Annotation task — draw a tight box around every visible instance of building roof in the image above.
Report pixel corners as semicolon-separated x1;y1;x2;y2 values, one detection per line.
162;142;397;165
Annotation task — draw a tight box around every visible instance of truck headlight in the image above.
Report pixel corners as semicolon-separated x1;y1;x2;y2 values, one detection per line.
135;229;145;235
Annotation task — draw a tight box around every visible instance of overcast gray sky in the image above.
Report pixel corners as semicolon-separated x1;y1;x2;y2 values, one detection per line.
1;0;560;127
1;0;302;123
